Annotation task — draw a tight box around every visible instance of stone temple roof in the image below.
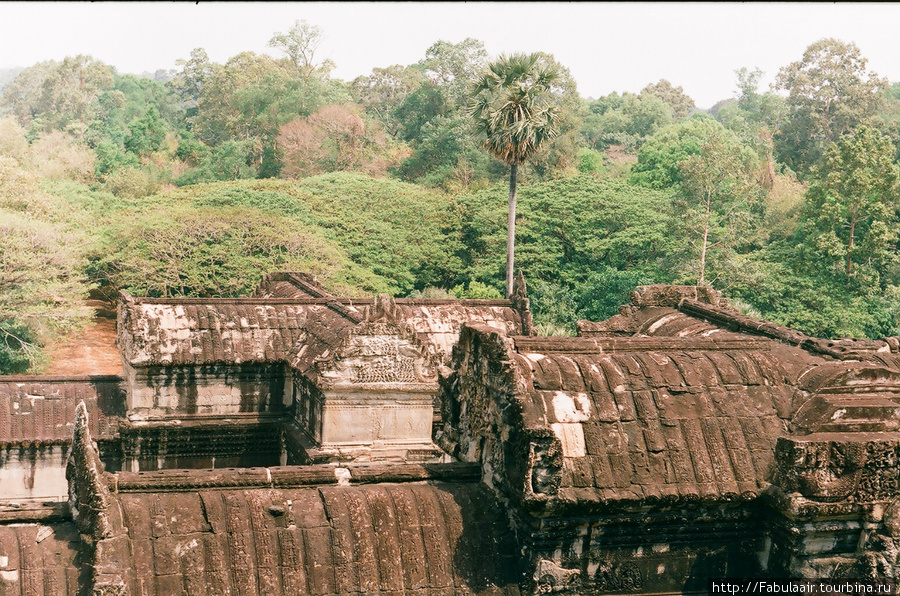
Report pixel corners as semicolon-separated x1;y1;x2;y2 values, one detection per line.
439;284;900;514
510;334;792;502
113;481;519;595
119;274;526;368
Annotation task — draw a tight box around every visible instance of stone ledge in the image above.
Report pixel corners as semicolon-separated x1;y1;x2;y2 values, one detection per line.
110;460;480;492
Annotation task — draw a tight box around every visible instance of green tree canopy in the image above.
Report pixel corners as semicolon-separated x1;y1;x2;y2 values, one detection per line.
676;127;763;285
631;115;730;189
801;126;900;287
640;79;695;119
0;157;90;372
775;38;887;175
582;91;674;151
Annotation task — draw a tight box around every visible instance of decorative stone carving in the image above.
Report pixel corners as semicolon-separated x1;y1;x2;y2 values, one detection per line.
594;561;643;593
66;401;112;540
512;271;534;336
310;293;440;388
528;437;562;496
774;436;900;502
533;559;580;593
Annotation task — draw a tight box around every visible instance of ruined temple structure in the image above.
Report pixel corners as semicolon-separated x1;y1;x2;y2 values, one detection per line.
8;276;900;594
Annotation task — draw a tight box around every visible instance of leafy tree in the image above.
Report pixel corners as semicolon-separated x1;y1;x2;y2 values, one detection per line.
725;242;900;339
715;68;787;189
676;127;762;285
876;82;900;161
394;113;498;190
394;82;448;142
169;48;219;118
0;60;58;129
520;52;584;181
351;65;425;136
268;20;334;81
0;117;29;157
640;79;695;119
582;91;673;151
29;130;96;183
92;173;461;296
174;139;257;184
0;157;90;372
123;106;167;156
801;126;900;286
0;56;114;136
34;55;114;135
276;103;406;178
631;115;727;189
189;46;351;180
469;53;562;296
775;39;887;175
90;203;390;298
456;175;678;326
422;38;489;109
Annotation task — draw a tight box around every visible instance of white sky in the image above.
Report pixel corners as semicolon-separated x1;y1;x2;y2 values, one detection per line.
2;2;899;108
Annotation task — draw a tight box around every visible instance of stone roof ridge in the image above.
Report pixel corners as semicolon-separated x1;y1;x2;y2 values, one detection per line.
325;298;364;324
253;271;335;299
109;461;481;493
0;373;123;382
256;271;365;324
631;284;726;308
513;334;772;353
678;298;890;359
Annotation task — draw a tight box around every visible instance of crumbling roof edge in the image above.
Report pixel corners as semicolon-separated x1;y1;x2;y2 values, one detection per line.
110;461;481;492
0;374;124;383
678;298;890;358
126;296;515;307
512;334;772;353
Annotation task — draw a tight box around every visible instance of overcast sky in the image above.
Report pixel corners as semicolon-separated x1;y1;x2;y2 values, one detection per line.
2;2;900;108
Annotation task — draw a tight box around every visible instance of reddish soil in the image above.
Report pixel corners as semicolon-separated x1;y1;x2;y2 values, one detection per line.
43;300;121;376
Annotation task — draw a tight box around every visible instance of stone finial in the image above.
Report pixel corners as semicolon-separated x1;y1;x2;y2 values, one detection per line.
67;400;113;540
366;293;403;325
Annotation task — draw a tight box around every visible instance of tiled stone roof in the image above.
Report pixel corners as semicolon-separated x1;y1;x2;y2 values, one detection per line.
118;296;352;366
0;522;84;594
113;482;520;595
119;292;524;368
0;376;123;446
511;336;792;502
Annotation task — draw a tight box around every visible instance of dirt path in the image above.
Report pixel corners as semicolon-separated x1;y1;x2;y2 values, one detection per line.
43;300;121;376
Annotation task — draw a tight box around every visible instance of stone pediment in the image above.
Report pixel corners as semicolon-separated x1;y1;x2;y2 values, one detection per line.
293;294;439;389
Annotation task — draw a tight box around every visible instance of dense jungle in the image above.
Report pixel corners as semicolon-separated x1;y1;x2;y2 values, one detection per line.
2;22;900;373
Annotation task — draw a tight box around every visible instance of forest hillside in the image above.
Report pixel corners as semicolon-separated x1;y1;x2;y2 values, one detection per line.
3;26;900;373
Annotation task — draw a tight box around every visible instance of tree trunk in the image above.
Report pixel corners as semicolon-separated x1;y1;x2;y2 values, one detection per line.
506;163;518;298
846;218;855;283
699;192;711;285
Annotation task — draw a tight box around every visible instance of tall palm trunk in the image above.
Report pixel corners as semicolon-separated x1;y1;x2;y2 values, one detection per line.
506;163;517;298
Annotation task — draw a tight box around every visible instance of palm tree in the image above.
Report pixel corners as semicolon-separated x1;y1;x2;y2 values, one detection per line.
469;53;561;297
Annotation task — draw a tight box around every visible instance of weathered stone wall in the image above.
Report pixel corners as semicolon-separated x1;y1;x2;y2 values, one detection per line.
0;376;124;502
125;362;287;419
0;445;70;501
437;325;529;499
292;372;324;442
115;423;285;472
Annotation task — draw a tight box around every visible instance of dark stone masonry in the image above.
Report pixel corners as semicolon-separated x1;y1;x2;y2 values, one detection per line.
5;273;900;594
